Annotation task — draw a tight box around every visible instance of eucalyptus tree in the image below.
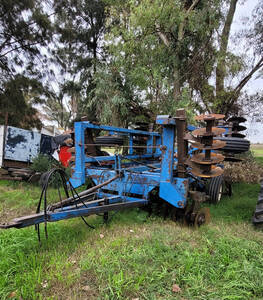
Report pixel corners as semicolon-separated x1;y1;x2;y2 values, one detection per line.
104;0;222;119
104;0;262;118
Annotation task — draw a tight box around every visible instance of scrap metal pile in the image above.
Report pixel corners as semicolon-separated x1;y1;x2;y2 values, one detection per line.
0;109;252;237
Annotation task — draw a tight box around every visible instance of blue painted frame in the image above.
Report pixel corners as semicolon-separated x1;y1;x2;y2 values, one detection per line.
70;116;188;209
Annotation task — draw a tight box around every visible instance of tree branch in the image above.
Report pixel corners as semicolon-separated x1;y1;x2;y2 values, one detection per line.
156;0;200;48
229;56;263;107
0;41;42;59
186;0;201;15
216;0;238;93
178;0;200;42
155;23;170;46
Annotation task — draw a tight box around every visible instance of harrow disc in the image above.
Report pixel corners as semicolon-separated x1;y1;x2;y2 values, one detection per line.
195;114;225;121
232;124;247;132
191;140;226;150
227;116;247;123
191;165;224;178
226;115;247;140
187;113;225;178
194;207;211;227
192;127;225;137
191;152;224;165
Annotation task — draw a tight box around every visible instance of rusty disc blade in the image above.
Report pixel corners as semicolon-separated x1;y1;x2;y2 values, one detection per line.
195;114;225;121
191;153;224;165
232;125;247;132
227;116;247;123
191;166;224;178
192;127;225;137
194;207;211;227
191;140;226;150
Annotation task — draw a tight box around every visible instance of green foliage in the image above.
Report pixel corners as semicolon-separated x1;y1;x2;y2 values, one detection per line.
103;0;263;118
105;0;222;118
89;63;149;126
30;154;72;188
0;0;54;129
0;0;53;84
30;154;54;173
0;75;46;129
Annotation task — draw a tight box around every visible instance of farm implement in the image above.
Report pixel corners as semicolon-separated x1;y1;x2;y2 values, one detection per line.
1;109;237;237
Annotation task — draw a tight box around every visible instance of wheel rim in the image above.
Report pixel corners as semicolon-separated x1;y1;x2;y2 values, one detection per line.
217;184;223;202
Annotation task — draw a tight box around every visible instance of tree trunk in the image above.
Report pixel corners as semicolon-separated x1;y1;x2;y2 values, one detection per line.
173;67;181;102
215;0;238;96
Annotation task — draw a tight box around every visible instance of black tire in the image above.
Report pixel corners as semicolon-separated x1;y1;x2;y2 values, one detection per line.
95;136;124;146
207;175;224;204
225;181;232;197
215;137;250;153
252;180;263;225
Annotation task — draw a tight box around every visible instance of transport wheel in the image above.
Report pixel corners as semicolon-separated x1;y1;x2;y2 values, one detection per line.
207;175;224;204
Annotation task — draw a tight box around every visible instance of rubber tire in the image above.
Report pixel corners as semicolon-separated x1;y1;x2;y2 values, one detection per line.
216;137;250;153
95;136;124;146
207;175;224;204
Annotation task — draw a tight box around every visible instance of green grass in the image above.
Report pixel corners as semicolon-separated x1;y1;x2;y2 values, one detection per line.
251;144;263;165
0;166;263;299
208;183;260;222
254;155;263;165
